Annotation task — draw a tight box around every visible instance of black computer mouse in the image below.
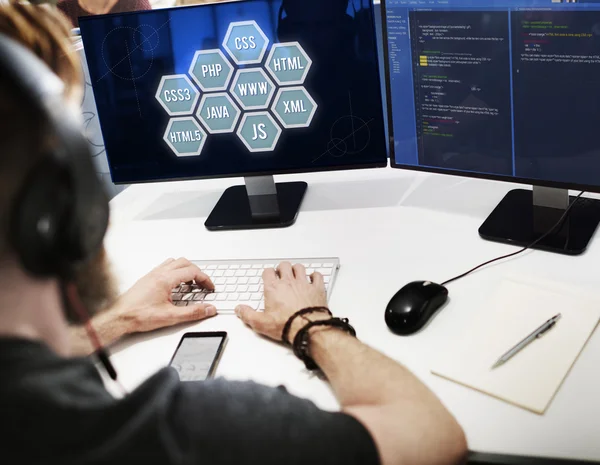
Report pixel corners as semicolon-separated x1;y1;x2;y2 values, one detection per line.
385;281;449;335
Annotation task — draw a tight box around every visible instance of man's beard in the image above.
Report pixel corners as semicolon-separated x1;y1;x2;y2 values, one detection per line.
63;246;119;324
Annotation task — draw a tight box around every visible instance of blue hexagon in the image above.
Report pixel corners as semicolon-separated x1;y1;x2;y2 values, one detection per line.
223;20;269;65
189;49;234;92
236;112;282;153
155;75;200;116
272;86;318;129
230;68;276;111
197;92;241;134
266;42;312;86
163;117;207;157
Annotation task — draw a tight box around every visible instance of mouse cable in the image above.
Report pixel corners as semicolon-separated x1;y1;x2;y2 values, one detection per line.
440;191;585;287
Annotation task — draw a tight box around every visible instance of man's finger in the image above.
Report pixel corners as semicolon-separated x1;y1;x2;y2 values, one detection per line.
235;305;265;332
168;265;215;291
263;267;278;285
277;261;294;280
292;263;306;280
311;271;325;290
171;303;217;324
164;257;192;271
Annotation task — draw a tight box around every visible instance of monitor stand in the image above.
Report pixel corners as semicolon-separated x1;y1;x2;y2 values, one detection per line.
479;186;600;255
205;175;307;231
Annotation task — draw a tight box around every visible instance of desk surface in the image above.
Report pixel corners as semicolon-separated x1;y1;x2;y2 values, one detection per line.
105;167;600;463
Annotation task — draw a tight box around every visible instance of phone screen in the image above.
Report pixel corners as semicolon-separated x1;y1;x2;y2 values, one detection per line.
169;333;226;382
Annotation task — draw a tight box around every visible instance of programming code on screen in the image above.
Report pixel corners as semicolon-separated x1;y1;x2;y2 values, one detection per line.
80;0;387;184
385;0;600;187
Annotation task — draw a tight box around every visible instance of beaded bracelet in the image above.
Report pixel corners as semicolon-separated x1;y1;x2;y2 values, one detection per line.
292;317;357;370
281;307;332;345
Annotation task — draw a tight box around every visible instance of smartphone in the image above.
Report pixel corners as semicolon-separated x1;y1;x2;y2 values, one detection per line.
169;332;227;382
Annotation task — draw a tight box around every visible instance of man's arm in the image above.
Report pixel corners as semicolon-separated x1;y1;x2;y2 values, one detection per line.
237;262;467;465
70;258;217;356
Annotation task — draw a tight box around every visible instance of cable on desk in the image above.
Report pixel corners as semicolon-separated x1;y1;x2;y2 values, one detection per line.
441;191;585;287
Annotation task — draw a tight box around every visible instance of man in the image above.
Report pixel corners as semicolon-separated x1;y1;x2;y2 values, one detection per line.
0;2;467;464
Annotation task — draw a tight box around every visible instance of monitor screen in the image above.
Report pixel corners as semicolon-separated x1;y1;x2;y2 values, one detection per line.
384;0;600;190
79;0;387;185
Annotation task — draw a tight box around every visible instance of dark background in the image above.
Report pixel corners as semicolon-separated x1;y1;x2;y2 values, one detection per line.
80;0;388;184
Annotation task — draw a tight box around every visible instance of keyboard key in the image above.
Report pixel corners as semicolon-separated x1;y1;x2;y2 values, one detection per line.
226;293;239;301
235;270;245;277
225;285;236;292
251;293;261;301
323;263;334;268
172;293;183;301
241;264;251;269
252;264;263;269
224;270;235;277
205;293;217;301
213;270;224;277
175;301;188;307
249;277;260;284
218;265;229;270
324;276;331;283
238;277;249;285
310;263;322;268
237;285;249;293
249;285;259;293
230;264;240;269
216;294;227;301
307;268;314;275
240;293;250;300
206;265;217;270
226;277;236;285
215;277;226;285
193;293;206;301
247;270;258;277
171;285;181;293
180;284;192;293
182;293;195;301
320;268;332;276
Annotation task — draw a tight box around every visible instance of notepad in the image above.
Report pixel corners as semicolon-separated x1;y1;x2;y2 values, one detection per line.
431;277;600;414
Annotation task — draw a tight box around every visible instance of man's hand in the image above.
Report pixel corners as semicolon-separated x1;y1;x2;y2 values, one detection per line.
70;258;216;356
113;257;217;333
235;261;328;342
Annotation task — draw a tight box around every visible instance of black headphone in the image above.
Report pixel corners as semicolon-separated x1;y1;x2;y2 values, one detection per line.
0;33;109;279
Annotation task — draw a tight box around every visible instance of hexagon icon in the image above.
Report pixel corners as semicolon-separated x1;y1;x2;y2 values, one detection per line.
189;49;234;92
163;117;207;157
272;86;318;129
223;20;269;65
237;112;282;153
197;92;241;134
266;42;312;86
230;68;276;111
155;74;200;116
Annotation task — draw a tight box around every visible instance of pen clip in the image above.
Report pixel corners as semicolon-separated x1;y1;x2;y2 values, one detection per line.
536;321;556;338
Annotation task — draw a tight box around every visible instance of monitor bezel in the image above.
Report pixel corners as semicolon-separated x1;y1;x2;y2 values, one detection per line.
380;0;600;195
79;0;389;186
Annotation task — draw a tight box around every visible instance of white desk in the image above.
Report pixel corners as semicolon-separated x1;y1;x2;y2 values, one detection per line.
105;168;600;463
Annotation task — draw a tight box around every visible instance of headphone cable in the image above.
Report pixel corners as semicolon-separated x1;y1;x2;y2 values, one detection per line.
64;282;126;395
441;191;585;287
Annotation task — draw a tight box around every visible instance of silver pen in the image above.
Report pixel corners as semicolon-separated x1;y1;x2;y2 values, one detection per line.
492;313;562;369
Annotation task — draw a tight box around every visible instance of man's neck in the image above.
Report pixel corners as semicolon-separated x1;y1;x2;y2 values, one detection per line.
0;259;70;356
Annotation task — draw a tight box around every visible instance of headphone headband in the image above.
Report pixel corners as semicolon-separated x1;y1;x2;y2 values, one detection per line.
0;33;109;278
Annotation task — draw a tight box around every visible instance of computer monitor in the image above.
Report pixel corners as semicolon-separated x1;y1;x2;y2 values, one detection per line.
382;0;600;255
79;0;387;231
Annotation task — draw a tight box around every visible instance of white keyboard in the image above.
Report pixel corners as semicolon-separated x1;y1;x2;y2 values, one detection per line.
171;258;340;314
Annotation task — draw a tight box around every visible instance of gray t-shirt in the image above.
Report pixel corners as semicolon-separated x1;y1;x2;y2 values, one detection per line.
0;338;379;465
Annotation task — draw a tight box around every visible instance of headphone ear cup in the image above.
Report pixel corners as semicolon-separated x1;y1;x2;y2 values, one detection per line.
10;158;73;277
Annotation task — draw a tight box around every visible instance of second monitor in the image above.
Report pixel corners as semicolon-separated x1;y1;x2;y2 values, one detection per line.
80;0;388;230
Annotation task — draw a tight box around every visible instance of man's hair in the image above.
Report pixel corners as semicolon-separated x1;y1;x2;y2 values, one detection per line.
0;0;81;260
